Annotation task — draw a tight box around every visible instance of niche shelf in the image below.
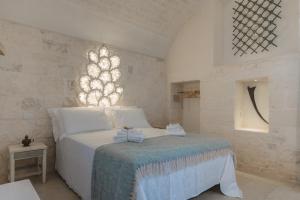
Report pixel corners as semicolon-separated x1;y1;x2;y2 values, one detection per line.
174;89;200;101
235;78;269;133
172;81;200;102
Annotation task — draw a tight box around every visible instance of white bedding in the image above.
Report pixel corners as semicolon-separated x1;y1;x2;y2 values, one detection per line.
55;128;242;200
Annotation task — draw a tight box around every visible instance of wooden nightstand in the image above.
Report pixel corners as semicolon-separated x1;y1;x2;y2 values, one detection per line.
8;143;47;183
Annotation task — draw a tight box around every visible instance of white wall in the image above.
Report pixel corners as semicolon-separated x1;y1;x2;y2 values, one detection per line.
182;98;200;132
166;0;215;83
0;0;203;58
0;19;167;183
166;0;215;134
167;0;300;183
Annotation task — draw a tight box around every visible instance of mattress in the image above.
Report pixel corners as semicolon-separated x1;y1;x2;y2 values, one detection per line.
55;128;242;200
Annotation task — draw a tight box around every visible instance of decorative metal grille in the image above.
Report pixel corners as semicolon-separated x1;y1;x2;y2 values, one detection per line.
232;0;282;56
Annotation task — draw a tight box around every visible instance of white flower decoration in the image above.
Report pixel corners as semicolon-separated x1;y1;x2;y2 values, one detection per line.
79;46;123;107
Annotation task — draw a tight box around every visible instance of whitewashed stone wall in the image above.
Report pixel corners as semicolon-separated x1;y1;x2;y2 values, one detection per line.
0;19;167;183
167;0;300;183
200;54;300;183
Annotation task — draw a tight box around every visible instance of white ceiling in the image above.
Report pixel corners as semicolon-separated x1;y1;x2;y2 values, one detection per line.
0;0;202;58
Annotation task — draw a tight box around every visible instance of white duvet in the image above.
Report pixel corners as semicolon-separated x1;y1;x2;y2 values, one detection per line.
55;128;242;200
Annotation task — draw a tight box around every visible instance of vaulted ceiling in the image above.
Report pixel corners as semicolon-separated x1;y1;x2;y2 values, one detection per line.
0;0;202;58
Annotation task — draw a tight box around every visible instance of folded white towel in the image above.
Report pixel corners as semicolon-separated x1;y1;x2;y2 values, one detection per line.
128;129;144;143
166;123;186;136
113;128;128;143
114;128;144;143
113;137;127;143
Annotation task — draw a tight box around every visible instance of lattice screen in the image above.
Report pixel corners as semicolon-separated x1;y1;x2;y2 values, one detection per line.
232;0;282;56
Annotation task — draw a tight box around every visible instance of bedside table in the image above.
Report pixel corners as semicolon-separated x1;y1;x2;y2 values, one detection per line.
8;143;47;183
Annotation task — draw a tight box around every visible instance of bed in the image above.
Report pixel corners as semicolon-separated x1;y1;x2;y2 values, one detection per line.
50;107;242;200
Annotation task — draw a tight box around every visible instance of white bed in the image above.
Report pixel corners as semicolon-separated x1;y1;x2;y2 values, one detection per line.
55;128;242;200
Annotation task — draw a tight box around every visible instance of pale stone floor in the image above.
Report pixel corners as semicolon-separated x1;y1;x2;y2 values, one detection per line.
30;171;300;200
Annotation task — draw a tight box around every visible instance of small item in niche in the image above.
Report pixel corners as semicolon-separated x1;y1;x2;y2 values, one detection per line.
21;135;34;147
177;90;200;98
247;86;269;124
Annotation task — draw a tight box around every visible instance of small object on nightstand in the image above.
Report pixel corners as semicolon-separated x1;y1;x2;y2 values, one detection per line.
21;135;34;147
8;143;47;184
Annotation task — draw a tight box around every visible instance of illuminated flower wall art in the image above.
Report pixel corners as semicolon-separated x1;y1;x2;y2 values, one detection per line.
79;46;123;107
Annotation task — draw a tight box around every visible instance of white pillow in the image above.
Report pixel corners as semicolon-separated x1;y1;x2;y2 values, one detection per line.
111;108;151;128
58;108;112;136
105;106;137;127
48;107;112;141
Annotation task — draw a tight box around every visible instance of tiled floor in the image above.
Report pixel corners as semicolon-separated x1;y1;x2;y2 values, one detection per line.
31;171;300;200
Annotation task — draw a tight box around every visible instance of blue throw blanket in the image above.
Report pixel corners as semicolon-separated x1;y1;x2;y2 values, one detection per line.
91;133;231;200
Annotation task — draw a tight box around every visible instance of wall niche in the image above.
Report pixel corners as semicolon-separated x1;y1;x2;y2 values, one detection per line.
235;77;269;133
169;80;200;133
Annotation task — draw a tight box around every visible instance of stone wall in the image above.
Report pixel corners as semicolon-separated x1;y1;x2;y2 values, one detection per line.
167;0;300;183
200;54;300;182
0;19;167;183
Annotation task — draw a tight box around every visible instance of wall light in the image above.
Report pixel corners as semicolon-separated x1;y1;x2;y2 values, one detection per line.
78;45;123;107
